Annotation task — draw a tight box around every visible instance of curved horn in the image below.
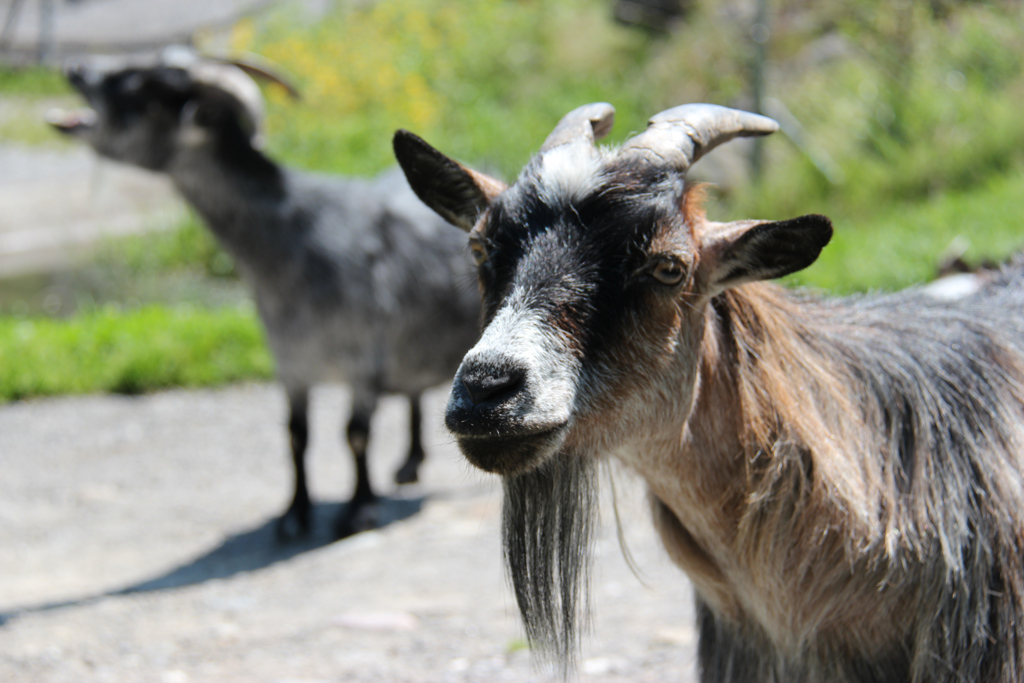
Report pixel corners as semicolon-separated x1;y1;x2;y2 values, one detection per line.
187;61;266;137
160;46;300;99
621;103;779;173
540;102;616;152
159;46;266;140
219;52;302;100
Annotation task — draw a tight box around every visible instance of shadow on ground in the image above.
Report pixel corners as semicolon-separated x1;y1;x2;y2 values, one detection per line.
0;496;423;626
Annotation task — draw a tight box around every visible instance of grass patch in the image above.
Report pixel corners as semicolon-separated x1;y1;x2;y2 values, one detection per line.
0;65;76;146
0;65;71;96
0;305;272;403
0;95;76;146
793;165;1024;293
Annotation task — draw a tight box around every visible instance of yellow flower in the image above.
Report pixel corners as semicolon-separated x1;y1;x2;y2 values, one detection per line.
230;18;255;53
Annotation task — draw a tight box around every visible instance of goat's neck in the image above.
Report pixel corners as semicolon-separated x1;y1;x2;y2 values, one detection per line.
639;295;751;557
676;283;858;513
168;139;288;272
645;283;890;639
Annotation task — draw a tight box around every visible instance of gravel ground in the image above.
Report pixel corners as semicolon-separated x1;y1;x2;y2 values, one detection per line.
0;383;700;682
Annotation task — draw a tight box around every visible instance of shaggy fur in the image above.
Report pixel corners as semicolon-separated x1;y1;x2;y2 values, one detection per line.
680;277;1024;681
395;105;1024;682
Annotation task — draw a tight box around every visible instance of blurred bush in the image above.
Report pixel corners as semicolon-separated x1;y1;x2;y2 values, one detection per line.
4;0;1024;399
739;2;1024;222
230;0;664;176
228;0;1024;231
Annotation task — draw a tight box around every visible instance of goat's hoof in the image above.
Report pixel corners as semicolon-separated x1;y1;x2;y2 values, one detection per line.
334;501;381;539
275;508;312;543
393;459;421;485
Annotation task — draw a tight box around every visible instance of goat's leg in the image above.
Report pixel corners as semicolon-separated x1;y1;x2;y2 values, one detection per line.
394;392;425;485
334;394;381;538
276;389;312;541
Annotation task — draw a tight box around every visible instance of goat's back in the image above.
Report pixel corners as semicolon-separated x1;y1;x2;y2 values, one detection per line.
251;168;480;394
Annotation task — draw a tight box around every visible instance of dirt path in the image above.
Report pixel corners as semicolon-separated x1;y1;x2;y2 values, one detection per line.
0;384;699;682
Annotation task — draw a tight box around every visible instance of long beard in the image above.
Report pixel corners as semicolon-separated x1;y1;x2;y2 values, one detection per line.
502;453;597;675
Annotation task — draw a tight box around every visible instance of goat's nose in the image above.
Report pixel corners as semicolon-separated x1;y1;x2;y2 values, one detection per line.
460;362;526;407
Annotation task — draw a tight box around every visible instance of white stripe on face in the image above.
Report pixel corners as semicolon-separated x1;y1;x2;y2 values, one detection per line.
459;289;580;430
537;143;603;206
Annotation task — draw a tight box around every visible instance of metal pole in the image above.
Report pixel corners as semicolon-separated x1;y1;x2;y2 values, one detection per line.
38;0;56;64
750;0;769;182
0;0;27;57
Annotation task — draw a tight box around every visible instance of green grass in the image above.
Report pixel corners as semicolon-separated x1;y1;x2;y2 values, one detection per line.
794;166;1024;293
0;65;76;146
0;305;272;403
0;66;71;96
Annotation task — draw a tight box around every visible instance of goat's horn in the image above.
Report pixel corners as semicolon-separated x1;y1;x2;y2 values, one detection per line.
218;53;302;100
185;60;266;138
621;103;778;172
540;102;616;152
164;46;302;100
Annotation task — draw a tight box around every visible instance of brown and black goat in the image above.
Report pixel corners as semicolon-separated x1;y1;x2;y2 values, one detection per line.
393;103;1024;682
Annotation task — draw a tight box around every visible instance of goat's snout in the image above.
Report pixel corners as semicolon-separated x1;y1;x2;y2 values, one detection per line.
446;352;573;476
447;356;530;434
459;361;526;407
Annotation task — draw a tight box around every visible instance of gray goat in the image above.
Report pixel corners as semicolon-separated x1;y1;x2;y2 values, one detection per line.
50;49;481;539
396;103;1024;681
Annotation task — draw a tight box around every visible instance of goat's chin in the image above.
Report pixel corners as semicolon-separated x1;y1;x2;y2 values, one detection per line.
456;427;568;477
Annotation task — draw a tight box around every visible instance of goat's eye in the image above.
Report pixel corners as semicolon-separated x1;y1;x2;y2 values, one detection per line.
651;258;686;286
469;240;488;267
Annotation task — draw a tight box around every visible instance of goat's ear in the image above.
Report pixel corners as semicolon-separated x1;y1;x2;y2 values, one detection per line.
393;129;506;231
700;214;832;294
